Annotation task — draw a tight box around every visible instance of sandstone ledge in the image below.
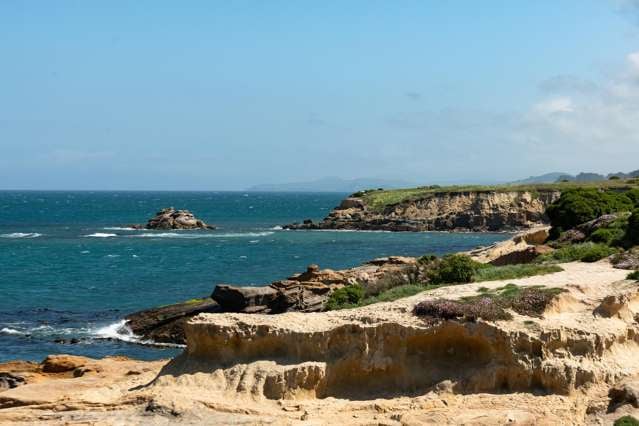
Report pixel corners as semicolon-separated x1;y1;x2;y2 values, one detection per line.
3;262;639;424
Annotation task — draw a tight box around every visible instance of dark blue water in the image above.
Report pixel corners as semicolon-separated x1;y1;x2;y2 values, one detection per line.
0;191;509;362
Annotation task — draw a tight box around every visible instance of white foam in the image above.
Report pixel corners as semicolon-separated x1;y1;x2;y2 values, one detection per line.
103;227;138;231
0;327;23;335
93;320;185;348
84;233;117;238
105;254;120;258
0;232;42;239
270;225;283;230
130;231;274;239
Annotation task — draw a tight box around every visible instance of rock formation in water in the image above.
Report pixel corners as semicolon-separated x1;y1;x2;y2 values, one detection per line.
2;261;638;424
285;189;561;232
125;257;421;344
132;207;215;230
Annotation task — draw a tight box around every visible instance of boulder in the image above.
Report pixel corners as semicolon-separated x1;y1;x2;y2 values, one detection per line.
125;298;221;344
612;249;639;270
609;381;639;409
41;355;90;373
143;207;215;230
212;285;279;313
489;245;554;266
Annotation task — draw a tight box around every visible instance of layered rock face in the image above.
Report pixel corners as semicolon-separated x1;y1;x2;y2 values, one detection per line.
285;190;561;232
135;207;215;230
2;262;639;424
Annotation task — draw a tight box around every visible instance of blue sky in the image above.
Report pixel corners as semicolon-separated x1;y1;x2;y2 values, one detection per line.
2;1;639;190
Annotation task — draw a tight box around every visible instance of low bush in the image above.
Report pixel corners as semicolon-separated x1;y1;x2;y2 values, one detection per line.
325;285;364;310
614;416;639;426
414;297;512;322
627;209;639;246
628;270;639;281
536;242;619;263
427;254;483;284
546;188;635;233
414;284;565;322
473;264;563;282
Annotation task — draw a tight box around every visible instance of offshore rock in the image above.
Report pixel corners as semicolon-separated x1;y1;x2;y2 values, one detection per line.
135;207;215;230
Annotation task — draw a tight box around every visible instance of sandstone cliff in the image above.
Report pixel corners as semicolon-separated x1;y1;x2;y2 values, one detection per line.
3;262;639;424
285;189;561;232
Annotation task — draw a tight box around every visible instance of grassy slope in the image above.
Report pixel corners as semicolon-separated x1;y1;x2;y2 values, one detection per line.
359;179;638;211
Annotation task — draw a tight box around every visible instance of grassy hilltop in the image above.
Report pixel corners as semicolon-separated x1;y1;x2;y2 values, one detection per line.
355;179;639;212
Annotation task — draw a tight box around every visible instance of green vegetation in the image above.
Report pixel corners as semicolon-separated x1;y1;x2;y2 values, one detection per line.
326;257;566;311
414;284;565;322
325;284;365;310
614;416;639;426
628;209;639;246
546;188;637;232
425;254;483;284
474;264;563;282
628;270;639;281
536;242;619;263
357;180;638;212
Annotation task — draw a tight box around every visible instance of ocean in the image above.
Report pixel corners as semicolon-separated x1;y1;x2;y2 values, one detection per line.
0;191;509;362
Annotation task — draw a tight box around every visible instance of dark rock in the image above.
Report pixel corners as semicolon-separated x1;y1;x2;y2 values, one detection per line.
576;214;620;235
557;229;587;244
211;285;279;313
125;298;220;344
609;381;639;410
136;207;215;230
612;249;639;270
0;373;26;390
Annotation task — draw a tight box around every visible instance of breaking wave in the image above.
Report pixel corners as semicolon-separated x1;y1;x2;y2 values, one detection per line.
0;232;42;239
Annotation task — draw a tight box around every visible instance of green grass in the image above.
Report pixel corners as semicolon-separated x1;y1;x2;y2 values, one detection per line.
474;264;563;282
628;270;639;281
536;242;619;263
357;180;638;211
614;416;639;426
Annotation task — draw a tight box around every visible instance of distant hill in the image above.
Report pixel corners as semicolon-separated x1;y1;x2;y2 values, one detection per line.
245;177;416;193
513;169;639;184
510;172;569;184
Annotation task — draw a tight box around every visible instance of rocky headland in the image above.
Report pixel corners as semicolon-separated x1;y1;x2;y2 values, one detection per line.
131;207;215;230
284;188;561;232
2;261;639;424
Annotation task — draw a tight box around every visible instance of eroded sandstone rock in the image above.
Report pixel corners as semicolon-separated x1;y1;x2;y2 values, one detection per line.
285;190;560;232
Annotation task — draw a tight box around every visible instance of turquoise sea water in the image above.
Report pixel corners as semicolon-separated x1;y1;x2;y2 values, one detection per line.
0;191;509;362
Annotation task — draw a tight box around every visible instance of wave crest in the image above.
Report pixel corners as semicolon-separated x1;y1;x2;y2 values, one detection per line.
0;232;42;239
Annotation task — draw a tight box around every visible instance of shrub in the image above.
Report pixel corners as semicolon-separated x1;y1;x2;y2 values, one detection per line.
614;416;639;426
589;226;626;246
627;209;639;246
546;188;634;233
628;270;639;281
325;285;364;310
427;254;483;284
414;297;512;322
414;285;564;322
536;242;619;263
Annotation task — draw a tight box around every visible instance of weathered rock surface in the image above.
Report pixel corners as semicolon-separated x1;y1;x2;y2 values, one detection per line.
469;226;552;265
126;257;423;344
285;190;561;232
133;207;215;230
125;298;221;344
2;262;638;425
613;247;639;270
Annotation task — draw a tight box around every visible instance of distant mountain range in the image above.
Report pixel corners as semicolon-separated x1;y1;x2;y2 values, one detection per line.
511;169;639;184
245;177;416;192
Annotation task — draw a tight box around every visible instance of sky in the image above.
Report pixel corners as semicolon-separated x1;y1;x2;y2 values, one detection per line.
2;1;639;190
